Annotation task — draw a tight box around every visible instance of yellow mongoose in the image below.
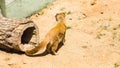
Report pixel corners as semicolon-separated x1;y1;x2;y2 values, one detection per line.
25;12;66;55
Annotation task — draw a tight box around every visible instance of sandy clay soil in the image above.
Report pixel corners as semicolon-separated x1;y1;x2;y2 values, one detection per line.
0;0;120;68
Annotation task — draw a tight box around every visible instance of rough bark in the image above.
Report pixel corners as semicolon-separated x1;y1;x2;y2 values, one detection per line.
0;16;39;52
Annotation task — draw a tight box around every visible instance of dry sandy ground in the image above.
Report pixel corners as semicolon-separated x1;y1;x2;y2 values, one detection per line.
0;0;120;68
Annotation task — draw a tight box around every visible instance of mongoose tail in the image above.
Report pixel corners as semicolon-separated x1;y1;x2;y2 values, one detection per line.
25;39;48;55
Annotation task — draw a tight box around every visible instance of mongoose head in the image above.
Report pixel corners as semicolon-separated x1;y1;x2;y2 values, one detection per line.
55;12;65;21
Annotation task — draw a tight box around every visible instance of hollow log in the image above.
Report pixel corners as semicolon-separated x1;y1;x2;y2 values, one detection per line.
0;16;39;52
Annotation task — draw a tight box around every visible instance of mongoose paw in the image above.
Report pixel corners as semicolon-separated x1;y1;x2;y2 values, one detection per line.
52;52;58;55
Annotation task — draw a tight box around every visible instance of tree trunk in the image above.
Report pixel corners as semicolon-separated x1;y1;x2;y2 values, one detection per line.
0;16;39;52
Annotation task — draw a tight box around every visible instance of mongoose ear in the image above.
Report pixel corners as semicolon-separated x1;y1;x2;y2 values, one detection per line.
62;13;65;17
55;13;59;21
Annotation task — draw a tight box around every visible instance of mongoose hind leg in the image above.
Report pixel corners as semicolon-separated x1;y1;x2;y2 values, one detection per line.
46;43;51;54
51;41;59;55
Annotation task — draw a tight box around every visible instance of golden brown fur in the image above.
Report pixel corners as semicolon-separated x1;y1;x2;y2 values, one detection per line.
25;13;66;55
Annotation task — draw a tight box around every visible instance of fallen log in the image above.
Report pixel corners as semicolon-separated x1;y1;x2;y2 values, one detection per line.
0;16;39;52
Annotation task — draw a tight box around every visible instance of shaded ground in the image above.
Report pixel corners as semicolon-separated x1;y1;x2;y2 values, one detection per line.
0;0;120;68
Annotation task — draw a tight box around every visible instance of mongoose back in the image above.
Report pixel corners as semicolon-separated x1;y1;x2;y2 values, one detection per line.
25;12;66;55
